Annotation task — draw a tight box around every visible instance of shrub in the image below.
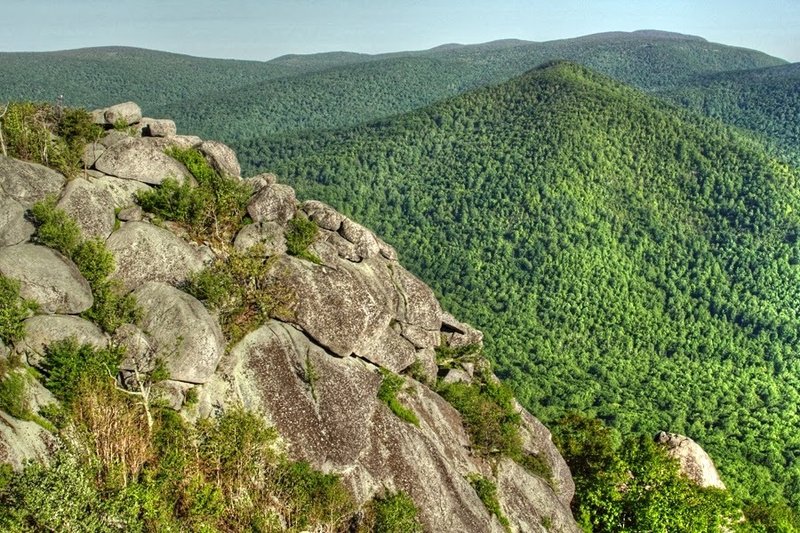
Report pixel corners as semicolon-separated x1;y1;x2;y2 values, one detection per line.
31;199;139;333
184;246;293;343
42;338;122;405
0;452;105;532
285;215;321;263
437;373;521;457
0;371;30;420
378;369;420;426
31;196;82;257
367;491;424;533
469;474;510;531
272;460;355;531
0;275;37;344
137;146;251;244
0;102;100;178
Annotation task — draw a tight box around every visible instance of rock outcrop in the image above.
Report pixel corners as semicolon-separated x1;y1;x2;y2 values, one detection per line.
656;431;726;489
0;103;578;532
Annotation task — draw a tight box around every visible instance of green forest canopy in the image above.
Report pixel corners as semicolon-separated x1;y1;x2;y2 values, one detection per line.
247;62;800;510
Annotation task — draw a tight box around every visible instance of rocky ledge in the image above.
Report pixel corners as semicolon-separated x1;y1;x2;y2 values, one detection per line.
0;102;578;532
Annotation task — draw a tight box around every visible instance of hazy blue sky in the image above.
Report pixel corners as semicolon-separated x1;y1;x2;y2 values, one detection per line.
2;0;798;61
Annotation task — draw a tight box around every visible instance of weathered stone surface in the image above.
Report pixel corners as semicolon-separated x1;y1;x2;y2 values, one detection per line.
376;237;398;261
152;380;194;410
140;118;177;137
302;200;344;231
89;174;152;209
104;101;142;126
97;130;131;148
133;282;225;384
271;256;388;357
353;325;417;373
414;347;439;385
106;222;204;291
118;205;143;222
441;311;484;347
0;196;34;246
339;218;381;259
247;183;296;224
115;324;156;373
0;155;66;208
0;410;56;471
81;142;106;167
17;314;108;367
249;173;277;191
56;178;116;239
395;267;441;331
518;404;576;507
0;244;92;314
226;322;504;532
94;137;192;185
233;221;287;255
441;368;473;385
400;323;439;350
497;458;580;533
656;432;726;489
315;229;362;263
198;140;241;178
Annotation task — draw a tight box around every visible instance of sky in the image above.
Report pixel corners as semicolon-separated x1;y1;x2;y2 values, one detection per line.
1;0;798;62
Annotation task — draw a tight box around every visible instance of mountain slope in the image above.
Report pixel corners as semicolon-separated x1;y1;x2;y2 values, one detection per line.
252;62;800;509
660;63;800;164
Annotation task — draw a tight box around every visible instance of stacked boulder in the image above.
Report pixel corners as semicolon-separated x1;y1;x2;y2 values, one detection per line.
0;103;578;532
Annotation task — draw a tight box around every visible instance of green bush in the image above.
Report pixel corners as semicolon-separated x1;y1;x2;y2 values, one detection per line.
469;474;510;531
31;198;139;333
184;246;293;343
285;215;321;263
0;102;100;178
31;196;82;257
0;372;30;420
0;275;37;344
378;369;420;426
273;460;355;531
437;372;521;457
137;146;251;244
369;491;424;533
42;338;122;405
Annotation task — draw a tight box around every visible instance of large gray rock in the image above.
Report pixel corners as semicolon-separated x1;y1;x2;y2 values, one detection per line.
81;142;106;168
225;322;503;533
441;312;484;348
56;178;116;239
270;256;389;358
106;222;204;291
233;221;286;255
198;140;240;178
518;404;576;507
0;195;34;246
0;244;92;314
656;432;726;489
140;118;177;138
302;200;344;231
103;101;142;126
497;458;580;533
339;219;381;259
115;323;156;374
16;314;108;367
247;183;296;224
0;155;66;208
0;410;56;471
89;174;152;209
133;282;225;384
94;137;192;185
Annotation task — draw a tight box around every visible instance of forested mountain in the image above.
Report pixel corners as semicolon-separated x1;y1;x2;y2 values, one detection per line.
246;62;800;511
0;31;785;144
660;63;800;164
